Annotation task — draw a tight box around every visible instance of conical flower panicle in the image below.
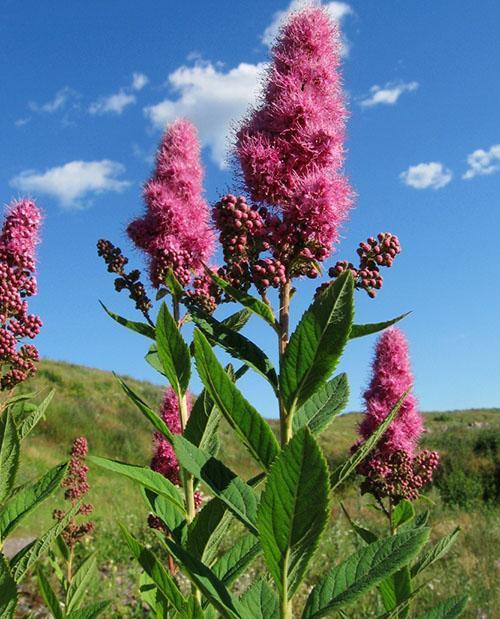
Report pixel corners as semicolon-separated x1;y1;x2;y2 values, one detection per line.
128;119;214;287
355;328;439;502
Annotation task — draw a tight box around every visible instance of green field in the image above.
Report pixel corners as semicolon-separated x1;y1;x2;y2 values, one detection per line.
12;359;500;617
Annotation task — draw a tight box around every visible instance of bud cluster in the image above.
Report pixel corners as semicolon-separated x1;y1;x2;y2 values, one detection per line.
54;437;94;549
0;200;42;390
356;447;440;503
328;233;401;298
184;270;222;315
97;239;152;319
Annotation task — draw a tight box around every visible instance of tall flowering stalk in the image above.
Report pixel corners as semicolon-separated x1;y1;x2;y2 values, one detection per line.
355;328;439;506
0;199;42;394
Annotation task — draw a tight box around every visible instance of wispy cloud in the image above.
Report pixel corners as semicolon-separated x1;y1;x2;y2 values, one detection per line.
132;72;149;91
10;160;130;209
400;162;452;190
28;87;79;114
463;144;500;179
358;81;419;108
144;60;265;169
262;1;353;55
14;117;31;127
89;91;136;115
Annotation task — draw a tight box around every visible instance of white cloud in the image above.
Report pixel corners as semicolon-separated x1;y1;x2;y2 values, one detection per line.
29;87;78;114
144;60;265;169
463;144;500;179
15;117;31;127
400;162;452;190
132;72;149;91
359;81;419;108
10;160;130;209
262;1;353;56
89;91;136;115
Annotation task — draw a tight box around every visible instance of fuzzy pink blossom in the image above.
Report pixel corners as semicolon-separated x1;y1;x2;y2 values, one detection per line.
0;199;42;390
150;388;202;510
236;8;353;273
128;119;214;287
354;328;439;502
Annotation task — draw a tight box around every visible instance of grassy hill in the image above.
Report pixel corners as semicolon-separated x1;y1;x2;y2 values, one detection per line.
13;359;500;616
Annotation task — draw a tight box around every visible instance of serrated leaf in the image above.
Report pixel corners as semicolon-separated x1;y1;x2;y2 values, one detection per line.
257;428;330;599
379;567;412;616
331;388;410;490
184;389;221;456
340;503;378;544
350;312;410;339
193;329;279;470
66;553;97;613
165;269;184;302
173;596;205;618
0;411;20;503
392;500;415;530
191;307;278;389
142;488;187;543
0;462;67;540
293;374;349;435
302;528;429;619
173;435;258;534
187;498;232;565
37;568;63;619
146;344;164;376
280;271;354;414
207;269;276;327
240;579;279;619
99;301;155;339
219;308;252;331
115;375;173;441
16;390;54;440
121;525;185;612
419;595;468;618
65;600;111;619
88;456;185;514
156;302;191;395
164;538;250;619
411;527;460;578
11;503;80;582
211;533;260;586
0;553;17;618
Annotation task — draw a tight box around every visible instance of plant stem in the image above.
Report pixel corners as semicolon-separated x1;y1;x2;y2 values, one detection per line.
278;282;292;447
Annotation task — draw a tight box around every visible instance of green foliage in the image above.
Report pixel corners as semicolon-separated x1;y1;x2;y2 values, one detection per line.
156;302;191;395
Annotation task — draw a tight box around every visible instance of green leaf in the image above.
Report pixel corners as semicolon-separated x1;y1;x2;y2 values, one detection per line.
219;308;252;331
240;579;279;619
280;271;354;414
293;374;349;435
412;510;430;529
191;307;278;389
66;553;98;613
257;428;330;599
115;376;173;441
142;489;187;543
0;553;17;618
164;538;250;619
121;525;186;613
0;411;20;503
331;388;410;490
0;462;67;540
340;503;378;544
207;269;276;327
99;301;155;339
350;312;410;340
65;601;111;619
146;344;164;376
379;567;412;617
193;329;279;470
184;389;221;456
392;500;415;530
187;498;232;565
156;302;191;395
302;528;429;619
37;568;63;619
173;597;205;619
87;456;185;514
165;269;184;302
419;595;468;619
211;533;260;586
411;527;460;578
16;390;54;440
11;503;80;582
173;435;258;534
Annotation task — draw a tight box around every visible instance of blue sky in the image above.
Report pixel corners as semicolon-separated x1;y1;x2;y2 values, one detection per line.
1;0;499;416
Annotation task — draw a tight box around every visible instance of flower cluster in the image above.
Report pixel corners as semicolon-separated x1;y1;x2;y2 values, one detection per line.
0;199;42;390
149;388;201;530
328;233;401;298
97;239;152;319
353;328;439;503
53;437;94;549
127;119;214;288
184;269;222;315
236;8;353;278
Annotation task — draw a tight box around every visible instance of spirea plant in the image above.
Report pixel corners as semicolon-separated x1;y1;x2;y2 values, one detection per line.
94;8;467;618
